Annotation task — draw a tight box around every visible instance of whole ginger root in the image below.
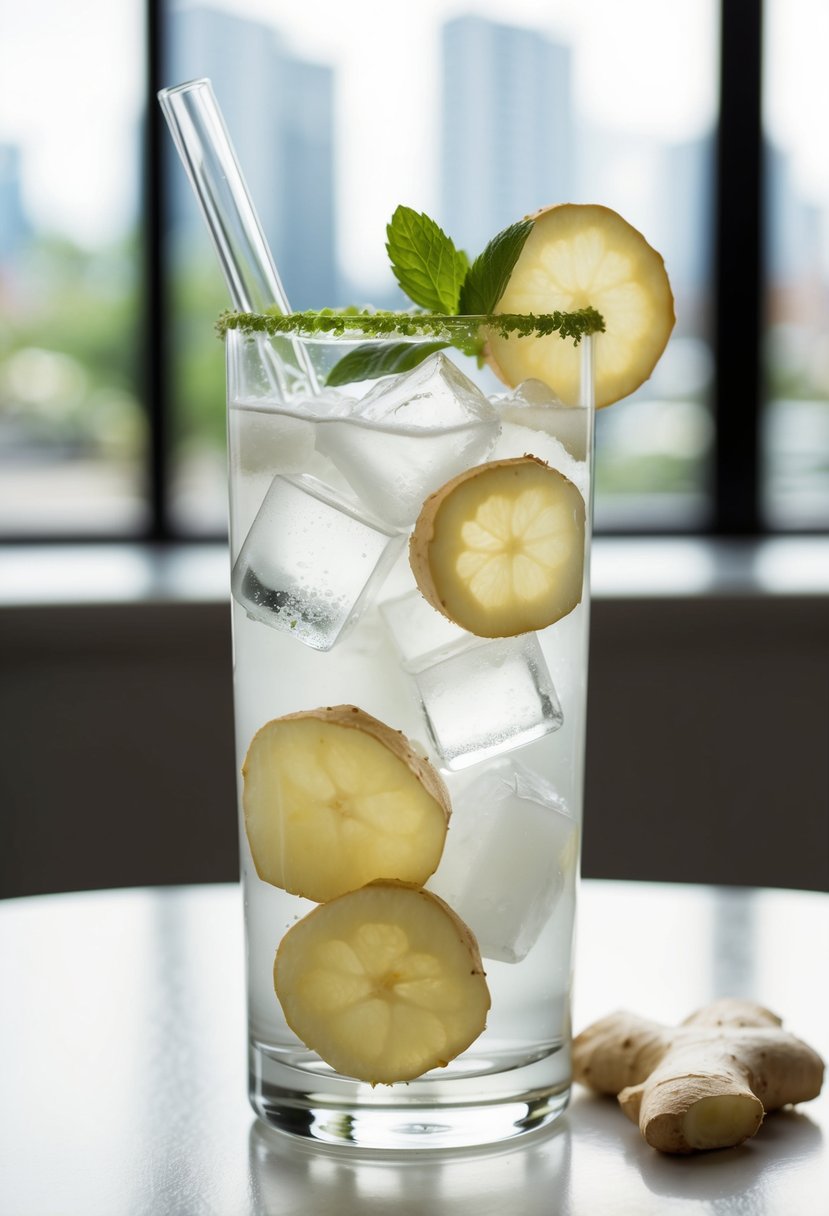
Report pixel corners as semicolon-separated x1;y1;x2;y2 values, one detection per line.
573;998;824;1154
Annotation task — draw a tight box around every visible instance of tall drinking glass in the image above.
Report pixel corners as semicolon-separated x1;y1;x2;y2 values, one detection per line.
227;325;594;1150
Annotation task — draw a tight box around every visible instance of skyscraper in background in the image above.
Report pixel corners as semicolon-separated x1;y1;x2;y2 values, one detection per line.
0;145;30;264
167;4;336;308
441;16;573;257
659;135;713;300
765;143;823;287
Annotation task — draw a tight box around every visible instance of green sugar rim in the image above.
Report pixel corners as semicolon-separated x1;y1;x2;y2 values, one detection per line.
216;307;605;346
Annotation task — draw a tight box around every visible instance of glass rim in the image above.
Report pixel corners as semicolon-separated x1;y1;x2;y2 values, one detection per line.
217;308;604;348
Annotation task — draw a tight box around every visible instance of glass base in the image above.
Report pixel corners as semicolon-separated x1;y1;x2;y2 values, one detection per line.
249;1043;571;1151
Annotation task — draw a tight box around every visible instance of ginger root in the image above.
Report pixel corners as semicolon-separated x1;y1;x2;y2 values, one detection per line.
573;998;824;1154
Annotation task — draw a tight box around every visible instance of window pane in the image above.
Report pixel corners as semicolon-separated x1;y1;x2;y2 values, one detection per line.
763;0;829;529
165;1;338;534
441;3;718;531
0;1;146;536
163;0;716;535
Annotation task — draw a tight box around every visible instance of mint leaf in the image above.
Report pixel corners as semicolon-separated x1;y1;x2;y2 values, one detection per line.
458;218;534;315
386;206;469;313
326;340;450;386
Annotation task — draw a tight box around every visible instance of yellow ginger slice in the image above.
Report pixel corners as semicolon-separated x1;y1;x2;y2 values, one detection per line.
409;456;585;637
243;706;449;902
275;882;490;1084
487;203;675;407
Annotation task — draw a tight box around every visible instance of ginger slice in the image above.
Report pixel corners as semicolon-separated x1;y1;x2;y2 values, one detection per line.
409;456;585;638
275;882;490;1084
243;706;450;902
573;998;825;1153
487;203;675;408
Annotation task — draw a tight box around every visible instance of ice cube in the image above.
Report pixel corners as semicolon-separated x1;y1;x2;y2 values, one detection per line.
356;352;497;429
427;759;577;964
230;388;356;479
495;378;591;464
413;633;563;770
296;387;357;420
231;474;403;651
231;402;316;477
316;353;500;527
380;589;470;667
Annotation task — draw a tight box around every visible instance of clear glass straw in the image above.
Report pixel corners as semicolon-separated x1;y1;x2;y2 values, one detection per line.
157;77;316;392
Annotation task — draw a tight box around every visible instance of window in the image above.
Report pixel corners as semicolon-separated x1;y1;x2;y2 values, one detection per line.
0;0;822;541
439;5;717;531
0;0;145;537
763;0;829;529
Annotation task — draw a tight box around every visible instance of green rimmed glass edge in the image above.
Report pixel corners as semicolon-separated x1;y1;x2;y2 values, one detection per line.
216;306;605;387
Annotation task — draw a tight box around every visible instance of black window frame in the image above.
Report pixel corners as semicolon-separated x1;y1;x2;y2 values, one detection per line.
713;0;764;536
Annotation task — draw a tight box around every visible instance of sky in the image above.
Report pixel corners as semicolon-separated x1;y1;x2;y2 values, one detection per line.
0;0;826;269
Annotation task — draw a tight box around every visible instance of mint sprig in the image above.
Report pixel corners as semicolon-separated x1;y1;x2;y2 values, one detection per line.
386;206;469;313
217;206;605;385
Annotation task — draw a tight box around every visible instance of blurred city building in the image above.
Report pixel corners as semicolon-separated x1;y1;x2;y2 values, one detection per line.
441;16;573;257
0;145;30;264
167;4;337;309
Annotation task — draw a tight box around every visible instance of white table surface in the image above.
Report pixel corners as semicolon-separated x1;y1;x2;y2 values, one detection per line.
0;880;826;1216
